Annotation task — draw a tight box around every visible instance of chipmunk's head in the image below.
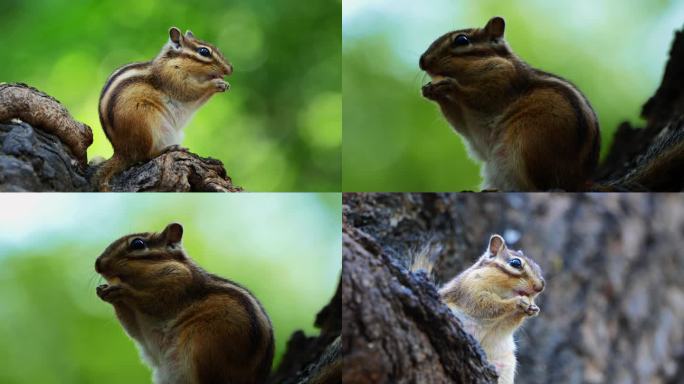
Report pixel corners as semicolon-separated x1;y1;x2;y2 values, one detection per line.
419;17;512;87
476;234;545;300
95;223;193;290
159;27;233;82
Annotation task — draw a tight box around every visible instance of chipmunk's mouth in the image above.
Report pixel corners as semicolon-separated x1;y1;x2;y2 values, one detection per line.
423;72;451;86
429;74;447;83
104;275;122;286
206;73;230;91
516;289;533;297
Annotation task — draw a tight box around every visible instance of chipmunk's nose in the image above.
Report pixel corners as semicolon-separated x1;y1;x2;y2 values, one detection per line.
534;279;545;292
95;257;103;273
419;54;427;70
224;63;233;76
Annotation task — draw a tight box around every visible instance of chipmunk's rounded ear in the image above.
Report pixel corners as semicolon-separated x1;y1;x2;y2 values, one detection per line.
488;234;506;256
484;16;505;39
185;30;195;39
163;223;184;244
169;27;182;47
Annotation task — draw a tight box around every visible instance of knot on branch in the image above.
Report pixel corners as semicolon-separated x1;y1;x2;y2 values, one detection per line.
0;82;92;165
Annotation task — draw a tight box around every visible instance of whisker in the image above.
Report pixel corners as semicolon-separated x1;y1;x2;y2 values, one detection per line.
411;71;428;88
87;272;105;291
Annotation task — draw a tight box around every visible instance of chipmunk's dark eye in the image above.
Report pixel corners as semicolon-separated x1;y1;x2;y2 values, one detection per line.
509;258;522;269
453;34;470;47
197;47;211;57
130;238;146;250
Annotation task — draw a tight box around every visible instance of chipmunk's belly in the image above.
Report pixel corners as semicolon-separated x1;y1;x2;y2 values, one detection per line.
155;361;191;384
463;113;522;191
152;99;198;152
481;336;516;384
471;325;516;384
459;110;501;161
481;145;526;191
447;106;522;190
450;307;517;383
152;124;184;153
134;317;191;384
133;319;165;367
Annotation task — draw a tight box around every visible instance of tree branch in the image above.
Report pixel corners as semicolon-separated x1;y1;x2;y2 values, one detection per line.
0;82;242;192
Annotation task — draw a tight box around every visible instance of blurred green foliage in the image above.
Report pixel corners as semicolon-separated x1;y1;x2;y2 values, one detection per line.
0;194;341;384
0;0;341;191
342;0;684;191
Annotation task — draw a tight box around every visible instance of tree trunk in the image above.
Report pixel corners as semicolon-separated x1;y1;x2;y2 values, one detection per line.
342;193;684;384
595;27;684;191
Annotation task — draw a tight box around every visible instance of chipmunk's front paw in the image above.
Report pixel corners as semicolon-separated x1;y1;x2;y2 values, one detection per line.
211;78;230;92
517;296;540;316
97;284;126;303
422;78;458;100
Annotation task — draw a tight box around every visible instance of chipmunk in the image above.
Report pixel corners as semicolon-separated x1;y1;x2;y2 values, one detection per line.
95;223;273;384
420;17;600;191
96;27;232;191
412;234;545;384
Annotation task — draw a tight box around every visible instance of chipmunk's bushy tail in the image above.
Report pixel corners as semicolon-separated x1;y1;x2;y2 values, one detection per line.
409;241;443;278
93;154;129;192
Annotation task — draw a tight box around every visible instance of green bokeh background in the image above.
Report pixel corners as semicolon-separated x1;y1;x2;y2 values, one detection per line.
342;0;684;191
0;193;341;384
0;0;341;191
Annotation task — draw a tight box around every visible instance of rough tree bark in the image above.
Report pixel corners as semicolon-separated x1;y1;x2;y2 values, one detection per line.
0;83;242;192
595;28;684;191
342;193;684;384
342;196;498;384
269;280;341;384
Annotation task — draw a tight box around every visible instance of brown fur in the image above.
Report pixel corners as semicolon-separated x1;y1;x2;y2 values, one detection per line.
96;27;232;191
420;17;600;191
185;296;268;384
95;223;273;384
